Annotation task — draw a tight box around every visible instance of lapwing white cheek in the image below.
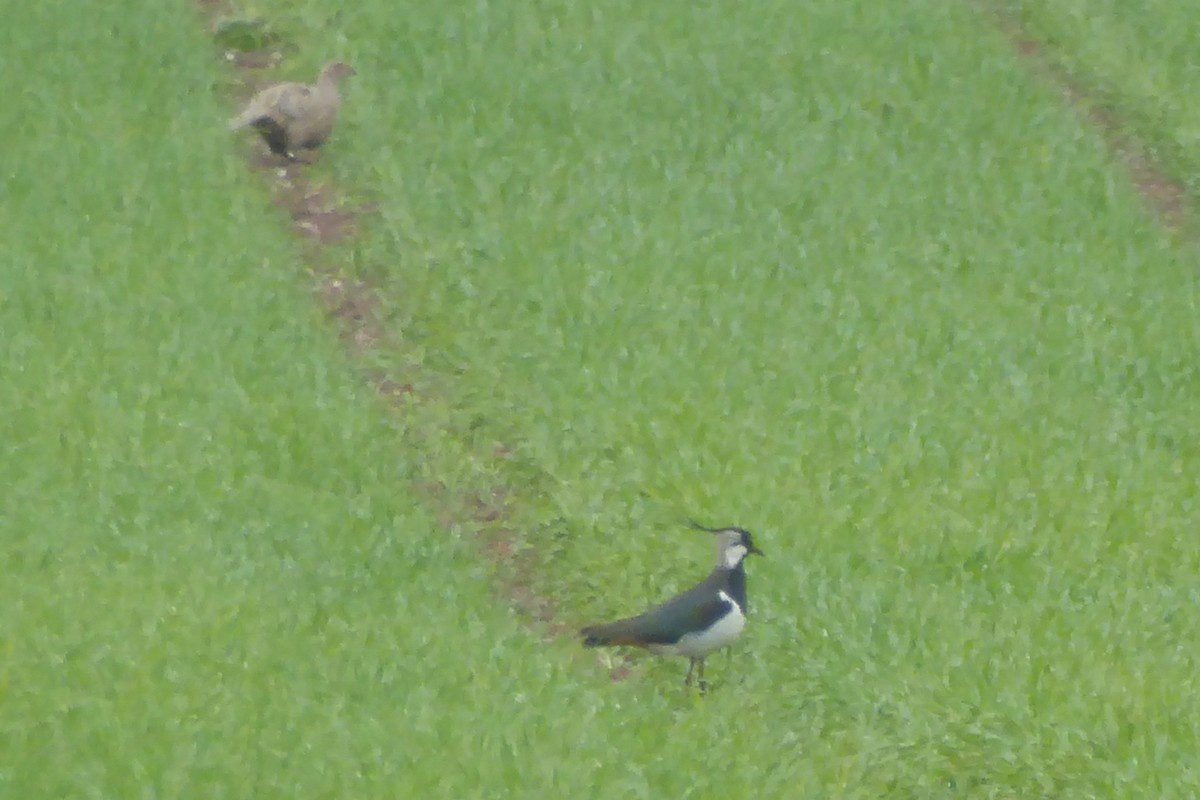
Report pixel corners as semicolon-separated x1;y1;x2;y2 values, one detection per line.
723;544;749;569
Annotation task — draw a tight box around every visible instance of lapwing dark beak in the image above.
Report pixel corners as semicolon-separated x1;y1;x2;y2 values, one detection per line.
750;545;765;556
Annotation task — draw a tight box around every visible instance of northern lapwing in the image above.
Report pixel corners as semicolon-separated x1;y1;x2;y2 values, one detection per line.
580;521;764;692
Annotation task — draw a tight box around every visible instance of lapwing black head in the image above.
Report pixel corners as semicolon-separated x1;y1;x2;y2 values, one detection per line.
580;519;764;692
686;520;764;567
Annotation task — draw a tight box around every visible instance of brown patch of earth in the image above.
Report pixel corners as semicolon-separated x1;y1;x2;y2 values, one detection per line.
227;50;282;70
314;272;387;353
273;176;369;243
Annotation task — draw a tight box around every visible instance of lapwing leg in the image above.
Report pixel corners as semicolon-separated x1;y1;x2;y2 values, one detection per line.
697;659;708;694
684;658;696;688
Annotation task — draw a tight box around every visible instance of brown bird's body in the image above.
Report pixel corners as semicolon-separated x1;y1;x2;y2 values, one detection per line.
228;61;355;160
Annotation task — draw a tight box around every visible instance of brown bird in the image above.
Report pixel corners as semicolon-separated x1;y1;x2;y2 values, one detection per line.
228;61;355;161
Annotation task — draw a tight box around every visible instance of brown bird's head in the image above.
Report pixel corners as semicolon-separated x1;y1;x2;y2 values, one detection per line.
319;61;356;85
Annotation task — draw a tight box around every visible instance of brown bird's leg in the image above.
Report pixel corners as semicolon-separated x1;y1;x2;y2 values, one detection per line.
684;658;696;688
697;659;708;694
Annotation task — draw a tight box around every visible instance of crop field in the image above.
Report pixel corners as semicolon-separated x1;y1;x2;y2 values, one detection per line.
4;0;1200;796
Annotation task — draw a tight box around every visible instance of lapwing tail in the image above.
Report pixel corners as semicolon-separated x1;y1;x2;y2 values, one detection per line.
580;620;650;648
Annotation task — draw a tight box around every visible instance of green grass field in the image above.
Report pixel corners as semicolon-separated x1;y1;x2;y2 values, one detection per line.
1002;0;1200;198
4;0;1200;796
